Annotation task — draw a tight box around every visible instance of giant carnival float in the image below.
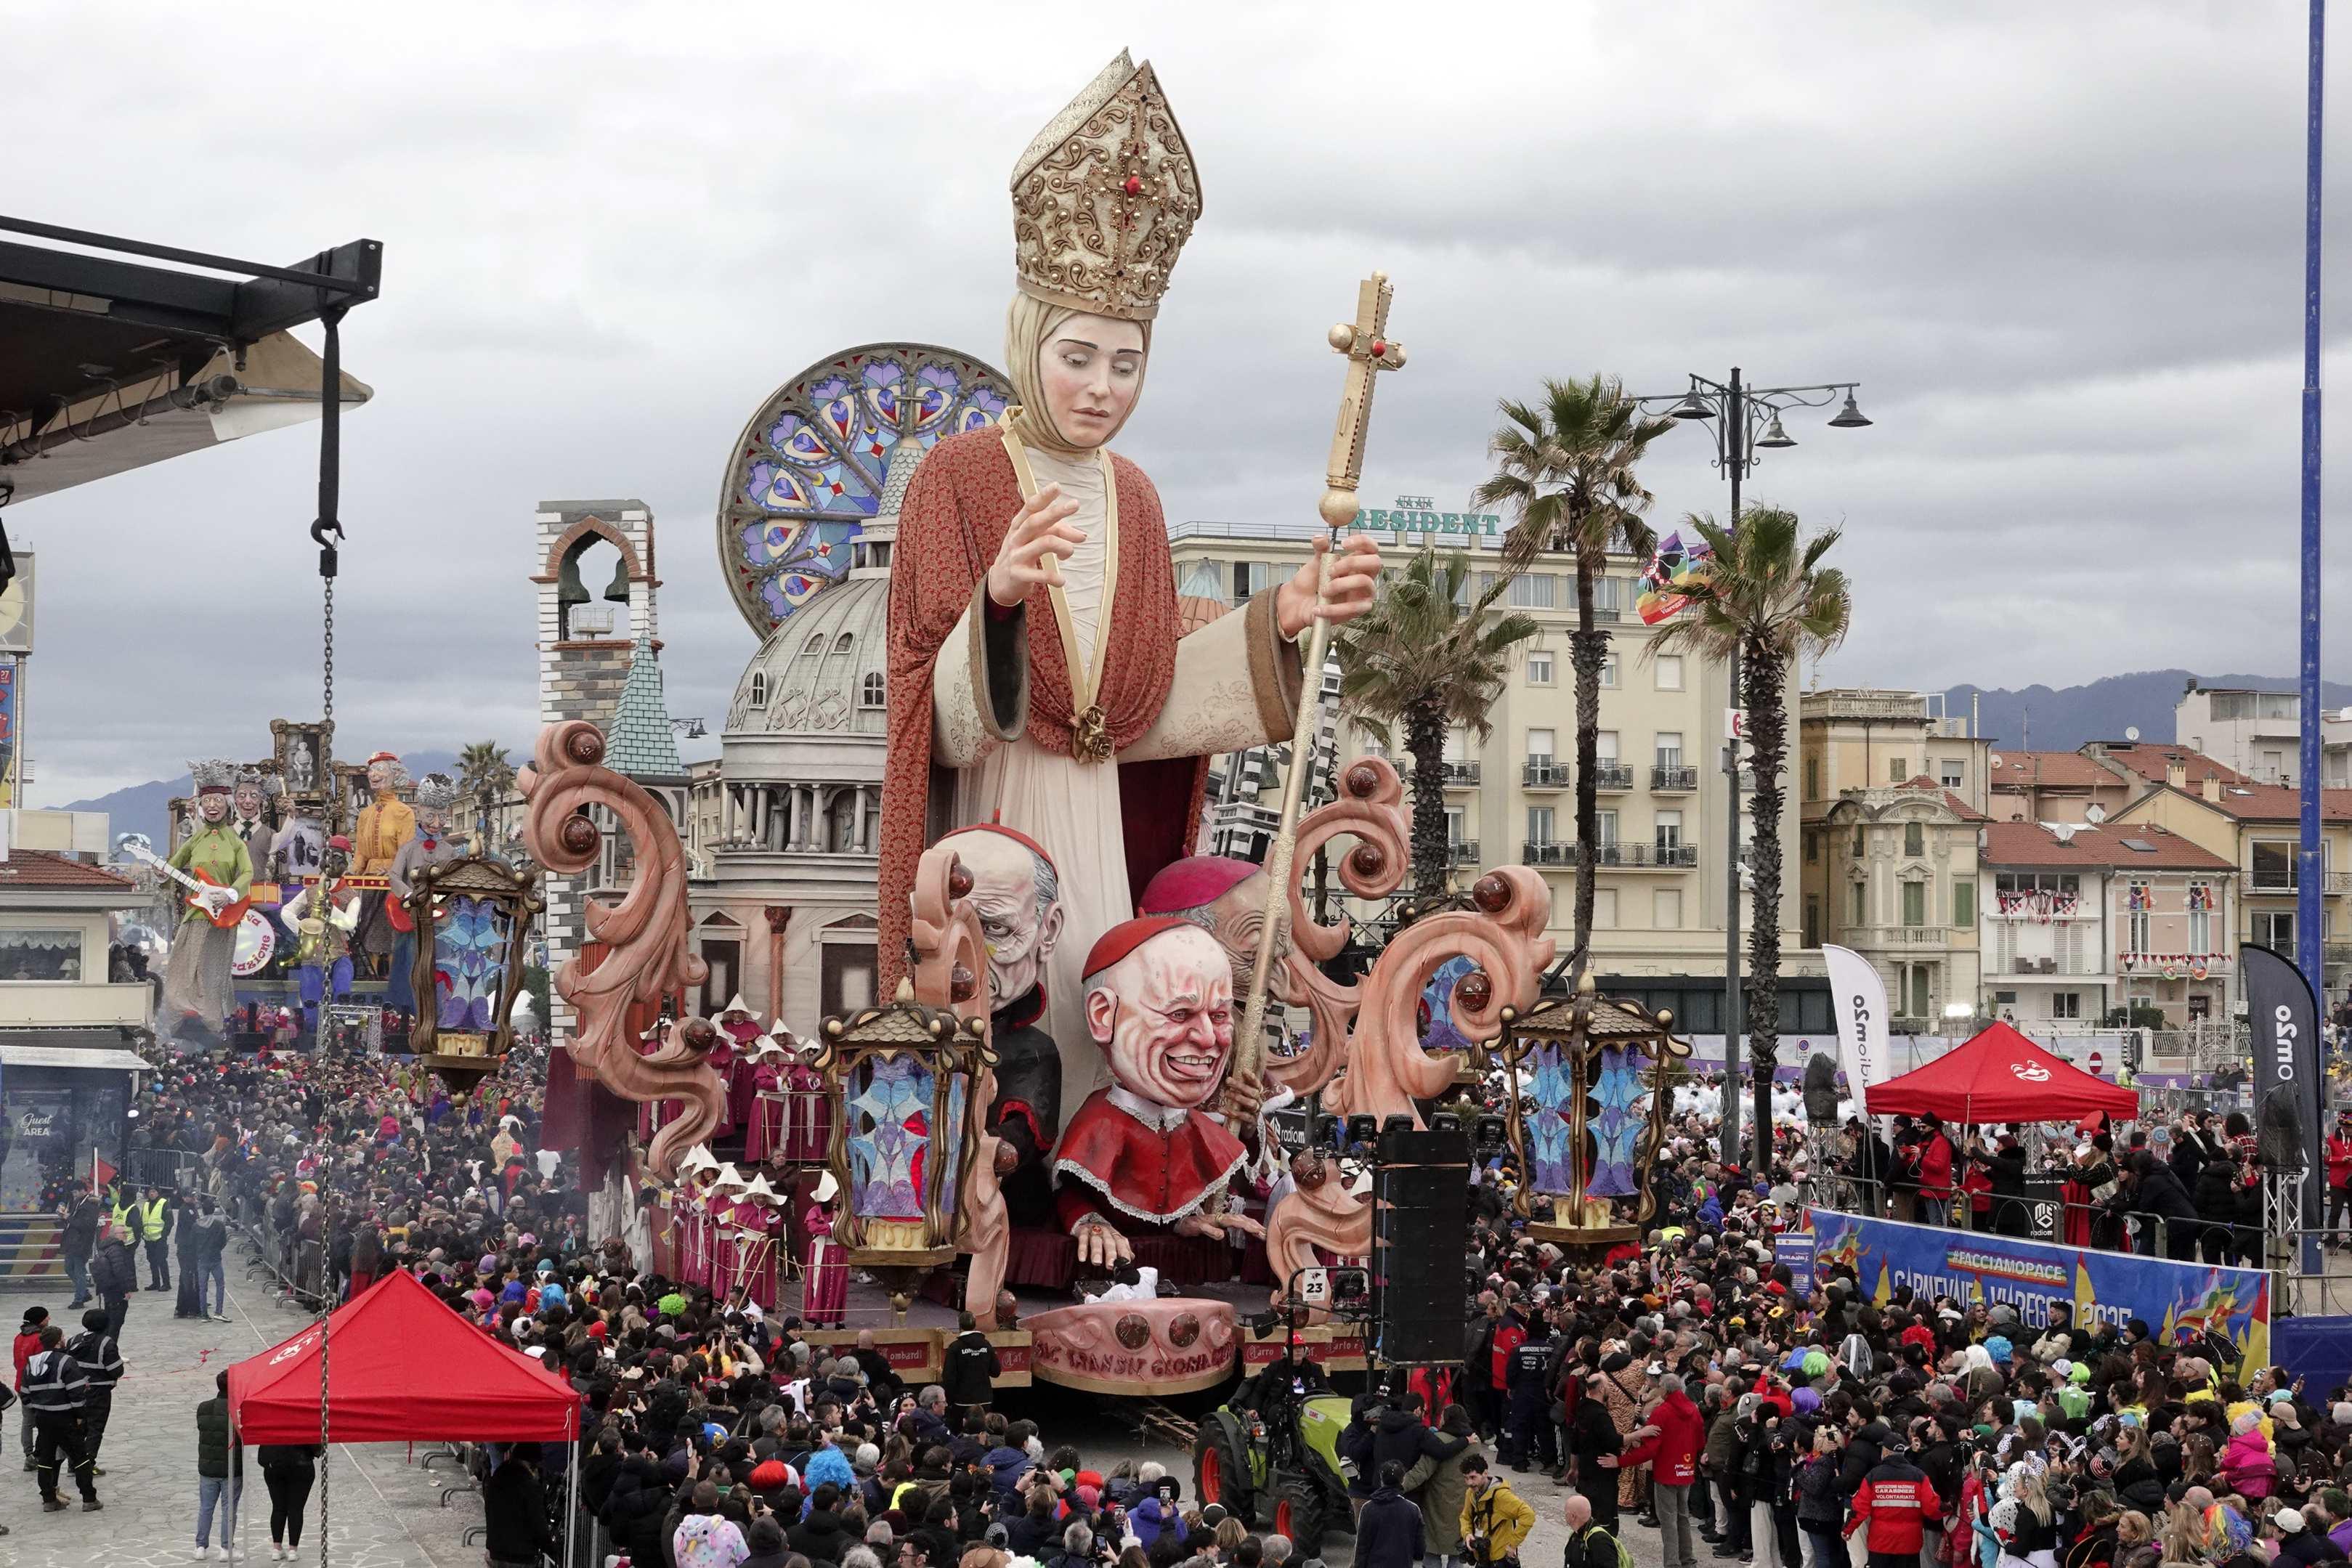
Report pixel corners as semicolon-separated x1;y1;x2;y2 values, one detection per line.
129;49;1700;1535
499;48;1699;1416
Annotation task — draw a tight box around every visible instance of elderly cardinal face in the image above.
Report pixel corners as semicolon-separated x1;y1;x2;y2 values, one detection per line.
1195;869;1301;1004
1084;925;1235;1110
941;829;1061;1006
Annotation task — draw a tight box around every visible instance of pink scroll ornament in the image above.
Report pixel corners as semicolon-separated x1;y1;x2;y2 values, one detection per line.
519;720;721;1180
1262;864;1553;1313
1268;757;1410;1101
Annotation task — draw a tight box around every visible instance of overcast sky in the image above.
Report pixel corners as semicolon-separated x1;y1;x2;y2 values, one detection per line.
12;1;2351;803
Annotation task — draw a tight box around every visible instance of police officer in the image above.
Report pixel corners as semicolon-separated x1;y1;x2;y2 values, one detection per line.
137;1185;172;1292
1501;1313;1559;1471
63;1308;124;1476
18;1325;101;1513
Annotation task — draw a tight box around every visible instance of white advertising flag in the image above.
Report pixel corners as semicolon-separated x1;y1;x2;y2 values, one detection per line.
1822;943;1894;1118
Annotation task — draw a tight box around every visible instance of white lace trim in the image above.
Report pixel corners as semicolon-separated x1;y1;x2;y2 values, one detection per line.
1053;1145;1248;1226
1106;1085;1193;1132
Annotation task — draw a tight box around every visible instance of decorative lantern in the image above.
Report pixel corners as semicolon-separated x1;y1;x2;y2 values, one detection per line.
405;855;543;1091
1499;972;1690;1251
810;979;994;1317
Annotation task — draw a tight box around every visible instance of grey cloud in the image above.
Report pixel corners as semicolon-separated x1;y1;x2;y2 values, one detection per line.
13;0;2352;800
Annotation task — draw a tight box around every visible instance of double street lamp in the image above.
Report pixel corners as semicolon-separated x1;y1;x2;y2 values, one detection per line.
1632;370;1871;1170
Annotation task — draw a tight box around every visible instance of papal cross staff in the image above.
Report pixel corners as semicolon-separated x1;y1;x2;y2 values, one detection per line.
1225;274;1406;1119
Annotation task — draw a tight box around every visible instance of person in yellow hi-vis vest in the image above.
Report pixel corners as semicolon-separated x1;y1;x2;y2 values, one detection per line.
135;1187;173;1293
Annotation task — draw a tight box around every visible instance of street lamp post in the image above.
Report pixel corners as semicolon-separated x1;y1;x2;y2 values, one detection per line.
1634;370;1870;1171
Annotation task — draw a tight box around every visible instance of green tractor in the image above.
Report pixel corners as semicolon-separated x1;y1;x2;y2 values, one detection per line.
1191;1392;1354;1550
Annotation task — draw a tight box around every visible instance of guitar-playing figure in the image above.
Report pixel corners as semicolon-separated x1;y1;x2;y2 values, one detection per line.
122;840;252;930
154;760;256;1050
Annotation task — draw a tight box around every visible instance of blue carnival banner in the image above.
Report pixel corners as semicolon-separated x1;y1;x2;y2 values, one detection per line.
1805;1207;2269;1369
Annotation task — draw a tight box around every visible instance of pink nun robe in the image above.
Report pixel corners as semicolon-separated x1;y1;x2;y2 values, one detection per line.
801;1201;848;1327
733;1201;785;1309
784;1057;831;1163
742;1056;786;1163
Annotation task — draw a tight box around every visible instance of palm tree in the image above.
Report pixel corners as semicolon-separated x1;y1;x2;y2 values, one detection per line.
1472;375;1674;980
1649;505;1852;1171
1336;548;1541;899
455;741;516;843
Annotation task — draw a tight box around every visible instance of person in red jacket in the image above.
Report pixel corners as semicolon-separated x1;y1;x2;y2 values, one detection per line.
1602;1373;1706;1568
13;1304;48;1472
1844;1442;1942;1568
2326;1108;2352;1246
1915;1115;1956;1225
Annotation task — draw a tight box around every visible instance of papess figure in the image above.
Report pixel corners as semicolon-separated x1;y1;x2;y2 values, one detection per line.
878;50;1382;1127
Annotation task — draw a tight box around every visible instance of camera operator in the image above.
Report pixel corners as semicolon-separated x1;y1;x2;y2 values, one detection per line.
1964;1128;2029;1238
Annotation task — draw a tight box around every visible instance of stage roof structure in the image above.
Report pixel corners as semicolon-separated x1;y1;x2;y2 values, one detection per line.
0;216;379;505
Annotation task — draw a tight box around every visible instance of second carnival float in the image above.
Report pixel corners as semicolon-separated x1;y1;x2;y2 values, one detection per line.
495;49;1695;1407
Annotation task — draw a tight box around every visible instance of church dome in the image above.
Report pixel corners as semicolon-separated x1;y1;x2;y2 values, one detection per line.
727;573;890;737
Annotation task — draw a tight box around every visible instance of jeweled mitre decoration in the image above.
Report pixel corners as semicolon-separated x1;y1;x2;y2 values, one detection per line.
1010;50;1203;322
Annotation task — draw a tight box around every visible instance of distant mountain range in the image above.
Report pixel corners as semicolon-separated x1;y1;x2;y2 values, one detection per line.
62;750;461;853
1941;671;2352;754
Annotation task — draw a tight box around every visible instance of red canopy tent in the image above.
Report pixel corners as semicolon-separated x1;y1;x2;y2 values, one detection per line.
229;1268;580;1443
1863;1020;2141;1124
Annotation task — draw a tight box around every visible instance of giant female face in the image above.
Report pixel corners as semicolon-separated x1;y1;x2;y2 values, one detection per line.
1035;312;1145;451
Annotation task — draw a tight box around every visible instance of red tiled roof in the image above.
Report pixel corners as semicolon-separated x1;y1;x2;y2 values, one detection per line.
0;848;136;889
1988;750;2115;789
2099;744;2255;788
1980;820;2236;871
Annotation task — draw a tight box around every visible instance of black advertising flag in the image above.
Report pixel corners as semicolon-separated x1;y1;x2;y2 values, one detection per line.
2241;942;2324;1226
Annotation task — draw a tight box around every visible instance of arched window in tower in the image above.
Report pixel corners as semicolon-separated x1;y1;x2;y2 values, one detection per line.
801;633;825;657
556;535;628;641
832;632;854;655
749;671;769;708
860;671;885;709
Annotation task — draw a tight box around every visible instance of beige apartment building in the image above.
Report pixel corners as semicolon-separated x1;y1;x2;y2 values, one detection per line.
1799;688;1990;1029
1167;515;1817;1037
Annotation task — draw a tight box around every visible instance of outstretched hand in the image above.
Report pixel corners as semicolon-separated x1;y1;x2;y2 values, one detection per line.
988;485;1084;607
1071;1214;1133;1272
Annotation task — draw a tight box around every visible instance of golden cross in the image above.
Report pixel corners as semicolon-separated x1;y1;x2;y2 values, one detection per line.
1319;272;1408;531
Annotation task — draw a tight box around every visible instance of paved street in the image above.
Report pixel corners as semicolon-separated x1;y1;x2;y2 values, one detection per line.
0;1240;1653;1568
3;1242;483;1568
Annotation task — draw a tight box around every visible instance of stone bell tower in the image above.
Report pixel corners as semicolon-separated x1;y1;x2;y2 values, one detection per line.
532;500;663;1039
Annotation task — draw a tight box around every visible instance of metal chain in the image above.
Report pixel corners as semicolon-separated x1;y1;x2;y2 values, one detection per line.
318;1290;330;1568
322;576;336;724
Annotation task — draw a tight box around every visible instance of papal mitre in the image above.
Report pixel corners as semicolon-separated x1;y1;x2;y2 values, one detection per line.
1010;49;1203;322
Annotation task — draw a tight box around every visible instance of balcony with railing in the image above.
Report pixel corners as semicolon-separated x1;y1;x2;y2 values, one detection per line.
1522;760;1569;789
1440;760;1480;787
1650;764;1698;792
2239;869;2352;895
1593;763;1634;791
1449;839;1480;866
1512;840;1698;870
1852;924;1960;947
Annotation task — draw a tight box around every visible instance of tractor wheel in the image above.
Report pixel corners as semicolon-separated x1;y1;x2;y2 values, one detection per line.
1193;1413;1252;1521
1272;1471;1334;1551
